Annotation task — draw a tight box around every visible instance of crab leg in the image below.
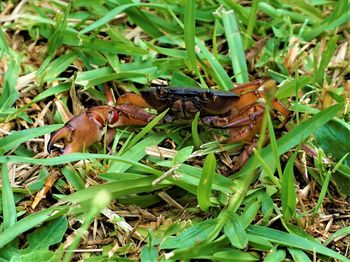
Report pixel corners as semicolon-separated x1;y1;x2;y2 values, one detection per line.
230;80;290;120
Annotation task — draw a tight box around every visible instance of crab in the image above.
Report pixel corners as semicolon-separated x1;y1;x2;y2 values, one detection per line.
47;80;290;171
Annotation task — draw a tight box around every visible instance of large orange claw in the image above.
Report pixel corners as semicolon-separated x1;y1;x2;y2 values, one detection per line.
48;106;119;154
48;104;156;154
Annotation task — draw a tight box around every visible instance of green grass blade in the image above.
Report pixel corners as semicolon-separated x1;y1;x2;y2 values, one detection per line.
324;226;350;246
288;248;312;262
63;176;169;204
266;112;283;180
264;248;286;262
248;225;349;261
314;153;348;214
197;153;216;211
109;134;166;173
1;163;16;230
39;52;79;83
283;0;322;21
184;0;198;73
314;35;338;87
61;166;85;191
217;8;249;83
224;212;248;249
79;3;140;35
0;53;22;109
281;144;301;222
63;190;111;262
0;206;68;248
244;0;259;49
123;109;168;152
191;112;202;148
195;39;232;91
0;124;62;155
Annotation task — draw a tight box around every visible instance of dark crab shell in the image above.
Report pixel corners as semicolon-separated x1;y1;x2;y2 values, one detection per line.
140;87;240;117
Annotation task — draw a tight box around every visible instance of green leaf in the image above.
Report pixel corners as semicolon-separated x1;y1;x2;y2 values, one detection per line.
281;144;301;222
62;176;169;204
191;112;202;148
10;251;58;262
1;164;16;230
314;35;338;87
25;217;67;251
0;206;68;248
184;0;197;73
314;120;350;167
40;52;79;83
109;134;165;173
264;248;286;262
224;213;248;249
160;219;219;249
288;248;312;262
324;226;350;246
247;225;349;261
173;146;193;164
0;124;62;155
79;3;142;35
61;166;85;191
0;53;22;109
197;153;216;211
213;249;260;261
217;8;248;83
140;246;158;262
195;39;232;91
275;75;312;100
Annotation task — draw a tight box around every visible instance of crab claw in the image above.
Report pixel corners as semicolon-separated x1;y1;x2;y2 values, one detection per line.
48;106;119;154
48;104;156;154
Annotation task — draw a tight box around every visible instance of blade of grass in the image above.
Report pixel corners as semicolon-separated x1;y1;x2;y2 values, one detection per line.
191;112;202;148
110;134;166;173
184;0;197;74
252;148;281;188
195;39;232;91
123;109;168;151
281;143;301;222
248;225;349;261
314;35;338;87
63;176;169;204
324;226;350;246
266;112;283;180
216;7;249;83
0;154;162;174
313;153;348;214
197;153;216;211
0;124;63;155
0;206;68;248
1;163;16;230
223;212;248;249
244;0;259;49
39;52;79;83
283;0;322;21
79;3;143;35
0;53;22;110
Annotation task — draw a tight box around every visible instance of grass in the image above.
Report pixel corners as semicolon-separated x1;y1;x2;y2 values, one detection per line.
1;0;350;261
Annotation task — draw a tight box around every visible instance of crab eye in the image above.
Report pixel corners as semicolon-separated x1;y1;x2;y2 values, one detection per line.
156;87;168;98
201;90;213;101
